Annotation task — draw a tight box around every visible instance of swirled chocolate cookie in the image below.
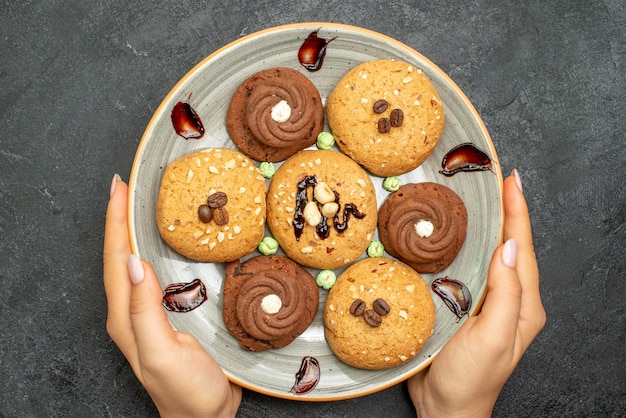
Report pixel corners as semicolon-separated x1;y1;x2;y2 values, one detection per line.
226;67;324;162
156;148;266;263
378;182;467;273
266;149;378;270
327;59;444;177
222;255;319;352
324;257;435;370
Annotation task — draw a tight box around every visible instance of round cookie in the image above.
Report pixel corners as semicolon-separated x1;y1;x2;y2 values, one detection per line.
324;257;435;370
266;149;378;270
222;255;319;352
378;182;467;273
156;148;266;263
327;59;445;177
226;67;324;162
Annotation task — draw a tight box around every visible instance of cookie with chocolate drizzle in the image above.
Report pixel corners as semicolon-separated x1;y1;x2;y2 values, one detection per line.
266;150;378;270
222;255;319;352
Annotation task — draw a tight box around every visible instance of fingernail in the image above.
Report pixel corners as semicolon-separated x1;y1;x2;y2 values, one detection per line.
110;173;121;197
512;169;523;194
502;238;518;268
128;254;145;285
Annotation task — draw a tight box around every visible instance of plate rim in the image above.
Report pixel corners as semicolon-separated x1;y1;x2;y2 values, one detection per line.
127;21;504;401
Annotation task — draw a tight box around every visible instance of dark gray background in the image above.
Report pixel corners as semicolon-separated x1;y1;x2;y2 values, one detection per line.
1;1;624;417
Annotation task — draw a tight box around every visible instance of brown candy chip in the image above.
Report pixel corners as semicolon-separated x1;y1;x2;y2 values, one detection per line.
198;204;213;223
208;191;228;208
377;118;391;134
372;298;390;316
390;109;404;127
363;309;382;327
349;299;366;316
373;99;388;114
213;207;229;226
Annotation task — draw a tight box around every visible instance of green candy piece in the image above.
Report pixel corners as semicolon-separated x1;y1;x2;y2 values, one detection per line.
258;236;279;255
316;269;337;290
367;241;385;258
259;162;276;179
383;176;402;192
316;131;335;150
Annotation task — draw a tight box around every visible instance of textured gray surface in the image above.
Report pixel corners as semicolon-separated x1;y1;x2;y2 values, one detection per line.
1;1;624;417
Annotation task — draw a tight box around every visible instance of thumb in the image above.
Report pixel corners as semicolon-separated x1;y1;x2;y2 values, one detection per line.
127;254;176;355
474;239;522;347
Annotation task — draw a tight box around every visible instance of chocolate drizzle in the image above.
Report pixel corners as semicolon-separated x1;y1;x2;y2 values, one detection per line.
293;175;365;240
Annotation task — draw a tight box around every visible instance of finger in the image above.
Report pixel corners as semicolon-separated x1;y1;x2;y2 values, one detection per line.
103;175;136;355
127;255;178;367
474;239;523;352
502;171;545;345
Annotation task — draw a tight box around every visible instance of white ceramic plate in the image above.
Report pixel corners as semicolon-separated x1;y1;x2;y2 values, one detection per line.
128;22;503;401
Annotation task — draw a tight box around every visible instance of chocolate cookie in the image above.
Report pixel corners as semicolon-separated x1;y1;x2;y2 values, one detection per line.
378;182;467;273
222;255;319;352
327;59;444;176
324;257;435;370
156;148;266;263
226;67;324;162
266;149;378;270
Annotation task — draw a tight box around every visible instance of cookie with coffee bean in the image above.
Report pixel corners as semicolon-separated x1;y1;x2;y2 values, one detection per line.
326;59;445;177
266;149;377;270
324;257;436;370
156;148;267;263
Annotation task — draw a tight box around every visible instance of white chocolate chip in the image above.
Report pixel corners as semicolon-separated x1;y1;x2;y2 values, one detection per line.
301;246;313;254
414;219;434;238
239;187;247;193
209;166;219;174
270;100;291;123
261;294;282;314
186;169;194;183
233;225;242;234
399;310;408;320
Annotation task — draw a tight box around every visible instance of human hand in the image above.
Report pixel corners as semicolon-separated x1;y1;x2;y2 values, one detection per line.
104;174;242;418
407;170;546;417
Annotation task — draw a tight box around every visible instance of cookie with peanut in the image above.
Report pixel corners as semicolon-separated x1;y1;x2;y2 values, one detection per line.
266;149;377;270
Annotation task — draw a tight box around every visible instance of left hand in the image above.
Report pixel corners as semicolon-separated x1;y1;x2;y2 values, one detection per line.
104;175;242;418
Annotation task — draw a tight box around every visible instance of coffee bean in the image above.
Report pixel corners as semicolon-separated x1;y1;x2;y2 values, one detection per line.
390;108;404;127
373;99;388;114
198;204;213;223
363;309;382;327
207;191;228;208
373;298;390;316
349;299;366;316
213;207;229;226
377;117;391;133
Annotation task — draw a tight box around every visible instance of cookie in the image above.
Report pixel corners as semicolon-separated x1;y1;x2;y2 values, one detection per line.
326;59;444;177
378;182;467;273
226;67;324;162
324;257;435;370
222;255;319;352
266;149;378;270
156;148;266;263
